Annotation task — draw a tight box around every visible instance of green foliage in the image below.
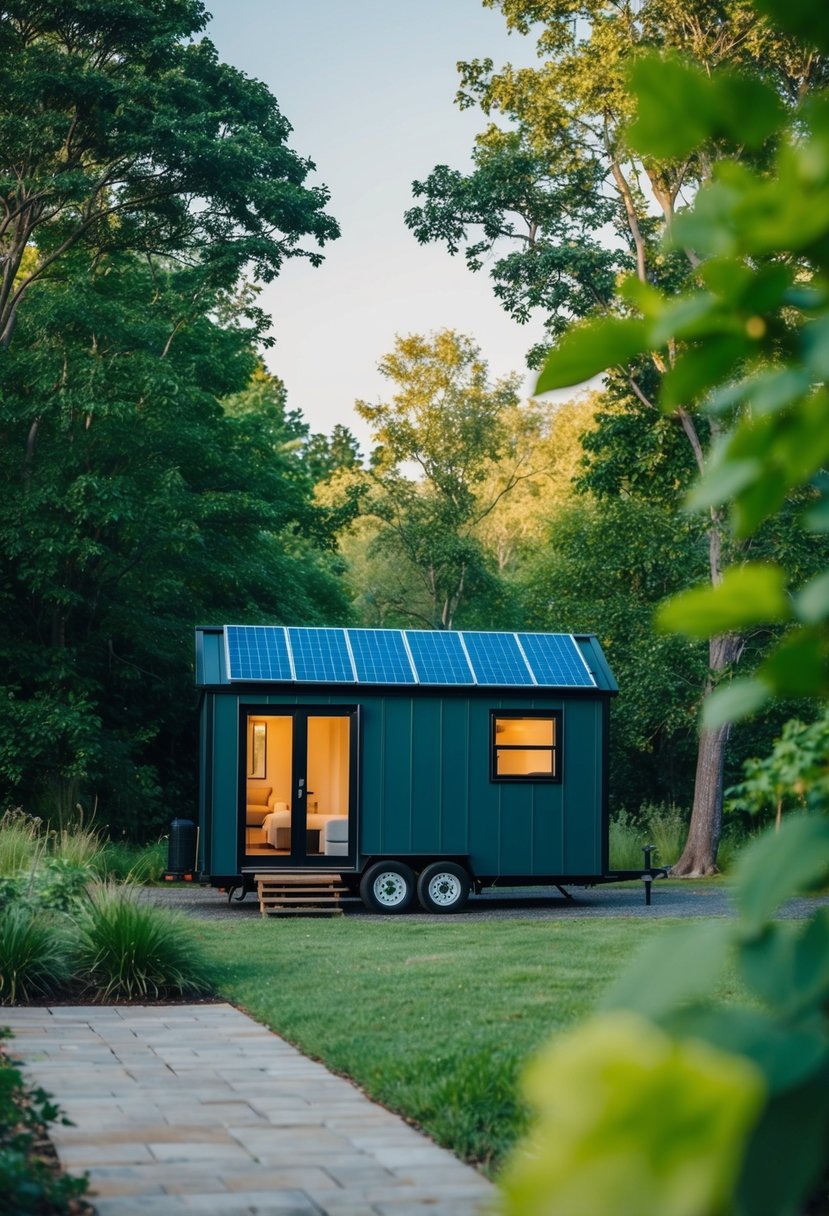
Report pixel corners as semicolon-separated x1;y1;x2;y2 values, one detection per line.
0;1031;90;1215
407;1;822;361
728;710;829;826
500;1011;764;1216
0;908;72;1006
74;886;213;1002
0;877;23;913
656;564;791;638
97;840;168;885
0;252;350;832
34;858;94;914
591;817;829;1216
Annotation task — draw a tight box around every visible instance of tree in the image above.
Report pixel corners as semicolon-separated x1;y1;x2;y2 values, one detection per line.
303;424;363;484
405;0;827;872
0;0;338;347
353;330;524;629
727;710;829;832
469;393;596;573
0;251;349;833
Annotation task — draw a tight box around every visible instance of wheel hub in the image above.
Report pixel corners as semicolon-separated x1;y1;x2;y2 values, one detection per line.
374;873;407;906
427;872;461;906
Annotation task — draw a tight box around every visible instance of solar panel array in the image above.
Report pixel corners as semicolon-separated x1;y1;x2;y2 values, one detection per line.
224;626;596;688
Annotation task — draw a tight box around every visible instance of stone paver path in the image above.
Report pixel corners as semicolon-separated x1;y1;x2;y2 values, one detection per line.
3;1003;494;1216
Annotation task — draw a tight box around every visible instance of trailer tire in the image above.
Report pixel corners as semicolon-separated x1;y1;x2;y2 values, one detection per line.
417;862;470;913
360;861;416;913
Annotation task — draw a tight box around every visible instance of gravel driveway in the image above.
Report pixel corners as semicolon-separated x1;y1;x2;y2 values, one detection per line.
144;879;828;922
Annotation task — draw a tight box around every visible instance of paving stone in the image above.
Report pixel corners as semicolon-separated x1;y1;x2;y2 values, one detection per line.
219;1167;339;1192
147;1140;253;1163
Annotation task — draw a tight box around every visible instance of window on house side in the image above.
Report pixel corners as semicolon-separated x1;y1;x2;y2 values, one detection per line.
491;712;561;782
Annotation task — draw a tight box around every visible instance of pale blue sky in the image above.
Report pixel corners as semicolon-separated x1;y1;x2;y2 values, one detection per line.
206;1;542;449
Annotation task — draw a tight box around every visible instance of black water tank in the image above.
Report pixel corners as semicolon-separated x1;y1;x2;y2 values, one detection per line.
167;818;197;875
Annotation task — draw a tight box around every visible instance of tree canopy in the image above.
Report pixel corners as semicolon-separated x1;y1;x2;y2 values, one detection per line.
0;0;338;346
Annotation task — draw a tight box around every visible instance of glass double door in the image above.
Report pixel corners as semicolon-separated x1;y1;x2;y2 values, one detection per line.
243;707;357;866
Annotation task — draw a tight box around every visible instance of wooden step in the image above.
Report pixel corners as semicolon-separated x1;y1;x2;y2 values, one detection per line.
255;872;347;917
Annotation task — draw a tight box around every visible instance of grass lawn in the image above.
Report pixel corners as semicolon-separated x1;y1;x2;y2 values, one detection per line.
194;915;741;1174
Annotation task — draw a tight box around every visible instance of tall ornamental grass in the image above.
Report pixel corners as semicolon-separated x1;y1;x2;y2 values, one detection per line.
0;907;72;1005
52;823;104;869
0;811;43;877
74;885;212;1002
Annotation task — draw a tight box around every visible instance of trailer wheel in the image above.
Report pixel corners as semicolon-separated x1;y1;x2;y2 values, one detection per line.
360;861;416;913
417;862;470;913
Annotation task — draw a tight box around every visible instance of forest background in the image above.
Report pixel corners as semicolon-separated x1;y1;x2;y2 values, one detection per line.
1;0;827;874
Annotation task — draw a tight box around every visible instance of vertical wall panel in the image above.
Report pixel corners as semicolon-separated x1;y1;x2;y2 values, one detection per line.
381;699;413;852
211;694;241;874
411;699;442;853
439;699;470;854
467;699;500;873
562;700;602;873
359;699;384;854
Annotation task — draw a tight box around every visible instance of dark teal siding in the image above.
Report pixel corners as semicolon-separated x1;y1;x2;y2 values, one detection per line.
439;699;469;855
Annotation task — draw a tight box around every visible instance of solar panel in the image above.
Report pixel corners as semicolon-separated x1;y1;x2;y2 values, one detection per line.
519;633;596;687
463;632;534;686
287;627;355;682
225;625;292;681
405;630;474;685
347;629;416;684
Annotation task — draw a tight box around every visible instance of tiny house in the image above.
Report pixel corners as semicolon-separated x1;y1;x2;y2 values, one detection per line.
195;625;619;912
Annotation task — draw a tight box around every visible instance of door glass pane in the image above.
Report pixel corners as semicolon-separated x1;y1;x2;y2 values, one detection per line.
246;716;292;855
305;716;350;858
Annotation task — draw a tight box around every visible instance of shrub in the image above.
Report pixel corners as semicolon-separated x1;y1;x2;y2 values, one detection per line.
0;908;72;1005
0;1029;90;1214
34;858;94;913
0;877;24;913
74;885;213;1002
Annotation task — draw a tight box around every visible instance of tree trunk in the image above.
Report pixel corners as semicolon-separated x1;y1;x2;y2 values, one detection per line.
671;631;742;876
671;719;730;875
